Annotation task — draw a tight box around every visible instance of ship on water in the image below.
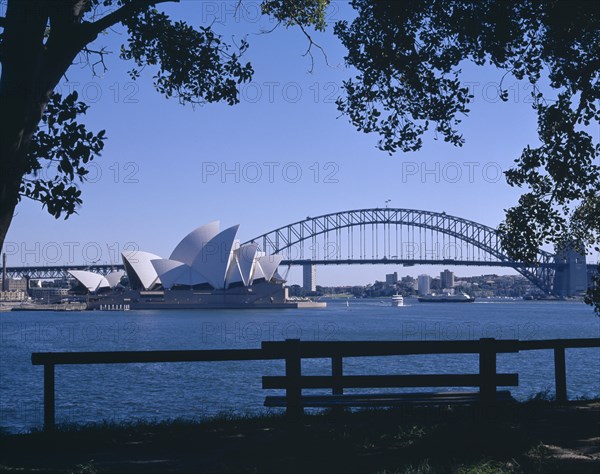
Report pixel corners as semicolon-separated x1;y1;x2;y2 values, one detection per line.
68;221;325;310
391;294;404;306
417;292;475;303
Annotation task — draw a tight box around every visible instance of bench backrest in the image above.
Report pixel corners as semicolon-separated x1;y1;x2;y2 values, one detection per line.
262;338;519;410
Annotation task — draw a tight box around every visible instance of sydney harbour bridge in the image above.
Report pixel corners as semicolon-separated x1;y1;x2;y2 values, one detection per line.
3;208;593;296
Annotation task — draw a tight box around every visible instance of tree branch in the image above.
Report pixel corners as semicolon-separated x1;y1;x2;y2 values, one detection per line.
90;0;179;36
0;16;6;28
234;0;243;17
258;20;282;35
81;46;110;77
297;22;330;73
19;193;54;206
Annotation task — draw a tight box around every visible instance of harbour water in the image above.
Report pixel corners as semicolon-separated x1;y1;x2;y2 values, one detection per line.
1;298;599;433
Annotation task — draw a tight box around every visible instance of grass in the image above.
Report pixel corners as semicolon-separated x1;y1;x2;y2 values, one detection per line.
0;399;598;473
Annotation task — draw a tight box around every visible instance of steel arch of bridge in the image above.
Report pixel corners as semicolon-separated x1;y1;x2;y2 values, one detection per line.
244;208;556;294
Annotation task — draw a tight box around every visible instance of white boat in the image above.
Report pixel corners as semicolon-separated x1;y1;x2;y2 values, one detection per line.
391;294;404;307
417;292;475;303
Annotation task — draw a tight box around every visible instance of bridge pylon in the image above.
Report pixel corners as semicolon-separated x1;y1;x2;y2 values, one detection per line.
553;245;589;296
302;263;316;292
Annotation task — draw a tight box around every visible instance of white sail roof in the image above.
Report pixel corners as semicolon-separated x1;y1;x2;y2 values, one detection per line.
191;224;239;289
272;270;286;283
151;259;207;289
169;221;220;266
256;254;283;282
151;259;187;289
69;270;110;292
122;251;162;290
236;243;259;285
249;259;265;284
225;258;244;287
105;270;125;288
118;222;286;292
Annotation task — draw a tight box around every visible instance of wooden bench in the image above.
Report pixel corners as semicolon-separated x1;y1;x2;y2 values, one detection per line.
262;338;519;416
29;337;599;431
264;390;516;409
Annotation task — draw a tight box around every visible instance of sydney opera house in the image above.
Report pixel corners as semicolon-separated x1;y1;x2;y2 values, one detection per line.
69;222;323;309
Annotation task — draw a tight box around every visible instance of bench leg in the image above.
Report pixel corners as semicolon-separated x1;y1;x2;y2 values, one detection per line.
554;347;567;404
331;356;345;416
285;340;302;418
479;339;497;419
44;364;55;431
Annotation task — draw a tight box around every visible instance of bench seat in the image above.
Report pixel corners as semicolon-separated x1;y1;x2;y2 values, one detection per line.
264;390;515;408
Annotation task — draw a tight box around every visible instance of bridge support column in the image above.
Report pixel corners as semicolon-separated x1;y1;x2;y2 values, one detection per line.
553;245;588;296
302;264;316;292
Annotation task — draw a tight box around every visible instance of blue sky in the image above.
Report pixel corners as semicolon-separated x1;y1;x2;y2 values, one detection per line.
4;1;591;285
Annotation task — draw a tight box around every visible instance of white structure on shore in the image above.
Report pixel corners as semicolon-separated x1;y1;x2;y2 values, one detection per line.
69;270;125;293
70;222;284;293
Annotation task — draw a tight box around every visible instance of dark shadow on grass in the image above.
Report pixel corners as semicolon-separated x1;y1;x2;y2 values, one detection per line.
1;399;598;473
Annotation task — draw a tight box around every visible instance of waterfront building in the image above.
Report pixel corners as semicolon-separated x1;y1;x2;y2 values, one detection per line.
440;269;455;290
65;222;321;309
303;264;316;292
29;287;69;301
385;272;398;285
5;278;27;293
417;274;431;295
0;289;27;302
69;222;284;293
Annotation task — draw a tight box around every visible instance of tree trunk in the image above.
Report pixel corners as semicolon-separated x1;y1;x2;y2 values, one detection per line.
0;0;49;252
0;174;21;254
0;0;96;252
